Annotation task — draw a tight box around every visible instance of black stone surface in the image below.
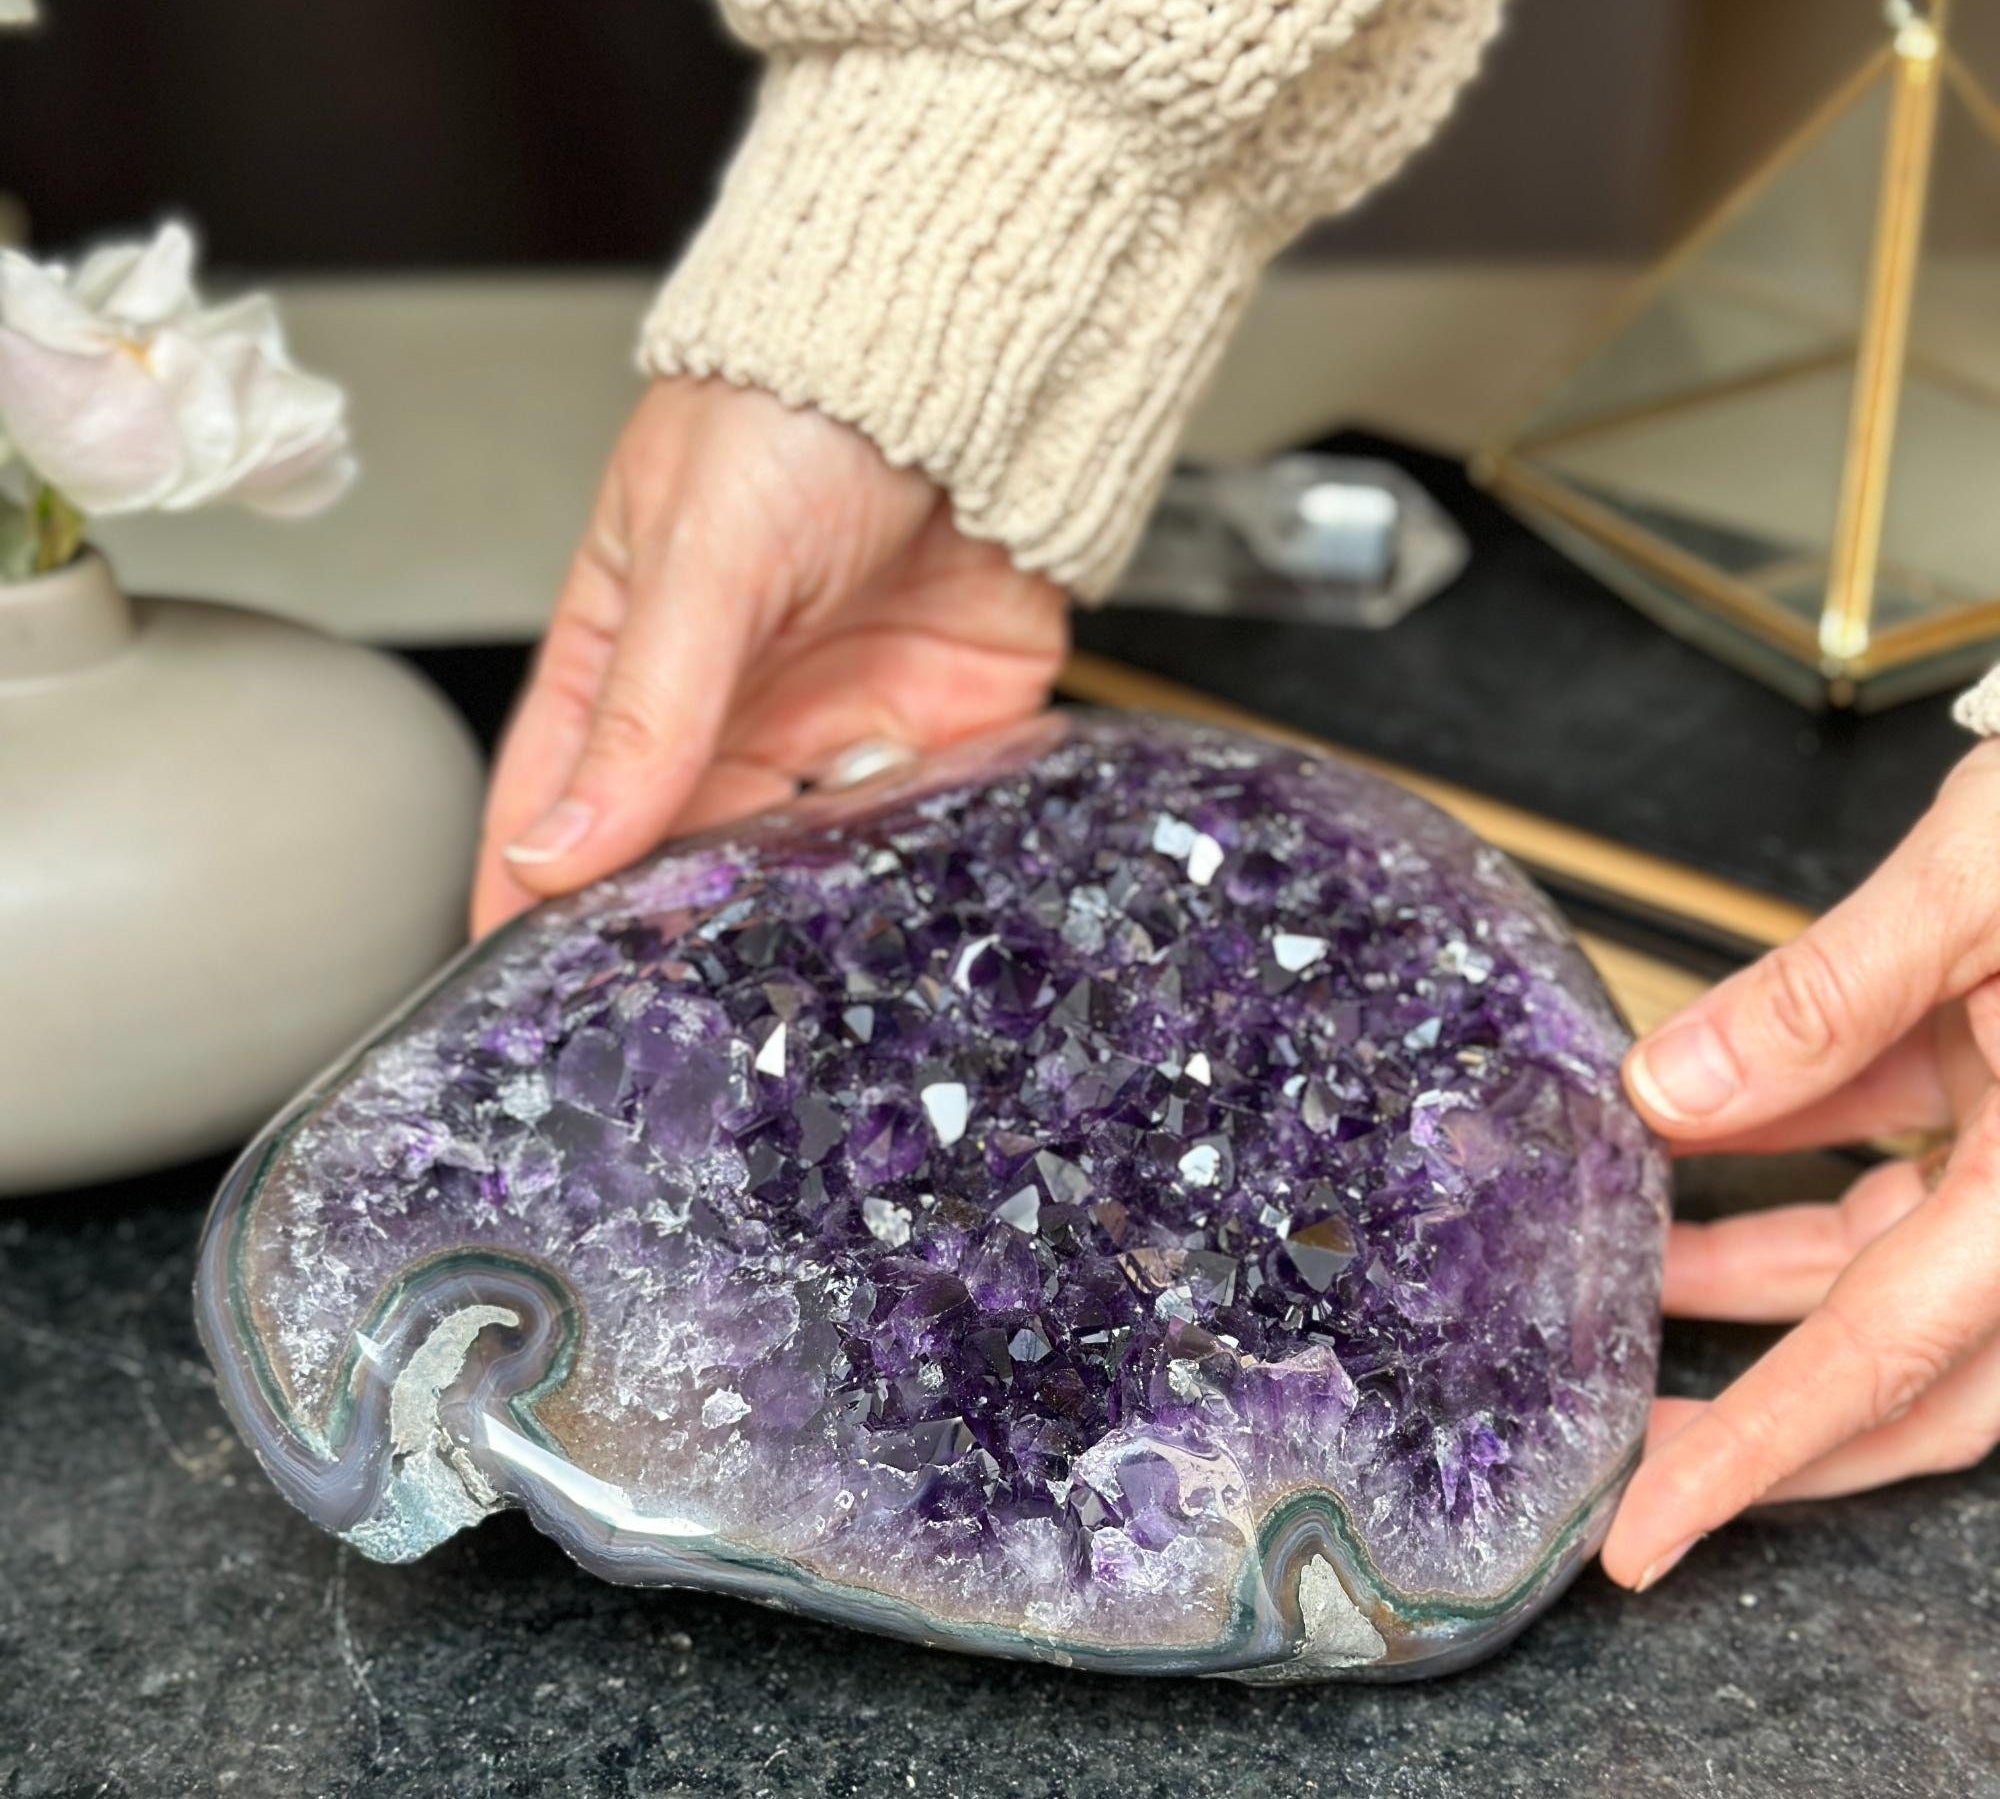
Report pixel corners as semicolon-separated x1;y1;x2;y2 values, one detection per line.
1072;434;1973;916
9;573;1996;1795
5;1154;1996;1799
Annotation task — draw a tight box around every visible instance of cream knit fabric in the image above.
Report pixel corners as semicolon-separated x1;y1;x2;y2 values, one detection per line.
1952;664;2000;736
641;0;1504;598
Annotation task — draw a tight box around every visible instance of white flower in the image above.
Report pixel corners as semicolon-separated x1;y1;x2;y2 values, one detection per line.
0;222;354;517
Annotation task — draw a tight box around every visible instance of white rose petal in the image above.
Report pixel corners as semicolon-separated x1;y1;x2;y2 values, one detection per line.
0;222;355;519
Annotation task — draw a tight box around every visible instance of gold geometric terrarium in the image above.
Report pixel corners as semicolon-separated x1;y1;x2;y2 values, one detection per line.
1475;1;2000;711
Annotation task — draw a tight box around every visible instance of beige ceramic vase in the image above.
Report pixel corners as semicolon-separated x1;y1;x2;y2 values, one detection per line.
0;553;485;1194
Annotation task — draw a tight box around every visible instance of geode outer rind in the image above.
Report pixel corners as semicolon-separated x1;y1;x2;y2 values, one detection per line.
197;711;1668;1681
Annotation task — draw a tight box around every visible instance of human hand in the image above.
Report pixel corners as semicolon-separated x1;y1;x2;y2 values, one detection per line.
1602;742;2000;1589
472;378;1069;936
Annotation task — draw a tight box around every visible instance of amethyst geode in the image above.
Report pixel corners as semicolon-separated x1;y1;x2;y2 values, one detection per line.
198;712;1667;1680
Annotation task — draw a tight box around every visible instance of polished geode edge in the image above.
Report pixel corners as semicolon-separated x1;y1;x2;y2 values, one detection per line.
198;1107;1633;1684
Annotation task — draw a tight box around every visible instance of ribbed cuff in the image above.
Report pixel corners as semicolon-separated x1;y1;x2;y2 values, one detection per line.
640;48;1268;600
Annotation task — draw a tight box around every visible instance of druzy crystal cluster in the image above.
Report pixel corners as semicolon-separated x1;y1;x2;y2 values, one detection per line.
199;712;1667;1679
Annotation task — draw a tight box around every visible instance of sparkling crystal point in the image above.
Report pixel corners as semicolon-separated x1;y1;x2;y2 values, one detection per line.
197;712;1667;1681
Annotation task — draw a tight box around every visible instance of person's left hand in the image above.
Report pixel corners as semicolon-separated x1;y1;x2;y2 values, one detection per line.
1601;740;2000;1590
470;378;1068;937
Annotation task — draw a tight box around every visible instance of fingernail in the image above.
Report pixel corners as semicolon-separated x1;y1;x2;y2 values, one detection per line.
1629;1019;1738;1122
1636;1534;1702;1592
820;738;917;790
503;798;595;866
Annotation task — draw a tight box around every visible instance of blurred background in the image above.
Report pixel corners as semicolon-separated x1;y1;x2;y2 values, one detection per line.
5;0;1997;666
0;0;1936;270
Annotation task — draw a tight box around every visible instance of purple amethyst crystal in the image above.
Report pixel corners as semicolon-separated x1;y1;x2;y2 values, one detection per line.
197;712;1667;1680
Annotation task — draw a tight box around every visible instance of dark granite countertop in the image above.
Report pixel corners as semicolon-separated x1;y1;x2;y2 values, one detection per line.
4;1152;1995;1799
8;612;1997;1796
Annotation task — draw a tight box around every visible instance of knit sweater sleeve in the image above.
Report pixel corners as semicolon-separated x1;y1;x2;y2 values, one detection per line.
640;0;1503;598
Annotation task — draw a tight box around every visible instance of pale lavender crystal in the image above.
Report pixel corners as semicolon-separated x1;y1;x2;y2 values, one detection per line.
198;712;1668;1680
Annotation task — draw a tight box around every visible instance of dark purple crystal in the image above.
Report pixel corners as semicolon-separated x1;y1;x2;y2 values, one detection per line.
198;712;1667;1680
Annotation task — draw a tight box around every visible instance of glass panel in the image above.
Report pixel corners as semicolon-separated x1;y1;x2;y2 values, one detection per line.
1502;65;1897;641
1493;25;2000;705
1541;365;1855;630
1515;70;1885;444
1876;58;2000;609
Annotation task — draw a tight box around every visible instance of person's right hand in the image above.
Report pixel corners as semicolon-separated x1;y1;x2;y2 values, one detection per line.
472;377;1069;937
1602;739;2000;1590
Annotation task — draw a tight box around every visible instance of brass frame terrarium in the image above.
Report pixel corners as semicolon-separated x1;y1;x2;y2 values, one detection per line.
1474;0;2000;711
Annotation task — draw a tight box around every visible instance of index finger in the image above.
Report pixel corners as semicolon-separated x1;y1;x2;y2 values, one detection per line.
471;532;628;935
1626;746;2000;1142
